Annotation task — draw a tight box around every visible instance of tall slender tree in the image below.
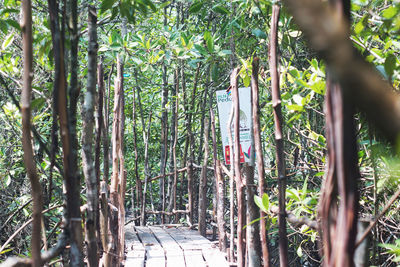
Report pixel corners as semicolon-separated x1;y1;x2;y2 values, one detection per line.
269;2;288;266
21;0;43;265
82;7;98;267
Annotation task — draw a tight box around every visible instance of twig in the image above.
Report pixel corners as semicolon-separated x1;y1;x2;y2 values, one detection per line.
356;186;400;248
0;205;63;254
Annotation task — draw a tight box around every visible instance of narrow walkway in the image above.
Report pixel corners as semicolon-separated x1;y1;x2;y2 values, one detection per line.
125;223;229;267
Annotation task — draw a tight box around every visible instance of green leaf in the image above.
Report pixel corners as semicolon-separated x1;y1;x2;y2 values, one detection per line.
354;19;365;35
297;245;303;257
288;68;300;78
211;64;219;82
194;44;207;55
181;36;187;47
189;2;203;13
384;53;397;78
2;34;14;50
252;28;267;39
254;195;268;213
310;80;325;95
100;0;116;12
31;98;45;110
0;20;8;34
262;193;269;211
204;31;214;53
287;104;304;112
142;0;157;12
382;6;398;19
0;8;19;15
310;58;319;70
213;5;229;15
5;19;20;31
243;75;250;87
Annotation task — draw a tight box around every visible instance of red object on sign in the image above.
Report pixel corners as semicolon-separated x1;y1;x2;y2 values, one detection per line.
239;145;245;163
225;146;231;165
224;145;245;164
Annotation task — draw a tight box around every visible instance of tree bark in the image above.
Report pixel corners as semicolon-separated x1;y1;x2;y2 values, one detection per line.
82;7;98;267
167;69;179;221
210;108;227;251
227;104;235;262
21;1;43;265
132;79;142;223
232;67;245;267
199;117;210;237
252;57;271;266
269;3;288;266
110;55;124;265
159;61;169;222
49;0;83;264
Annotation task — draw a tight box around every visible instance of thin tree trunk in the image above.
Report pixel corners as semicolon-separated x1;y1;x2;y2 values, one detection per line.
50;0;83;264
159;62;168;223
103;64;113;185
100;181;111;267
110;55;123;265
140;111;153;226
178;61;187;214
199;117;210;237
167;69;179;219
186;63;201;225
244;163;261;267
137;81;153;225
251;57;271;266
132;81;142;223
187;161;194;225
246;65;261;267
81;7;98;267
269;3;288;267
21;1;43;265
95;57;104;254
210;108;227;251
227;103;235;262
159;3;169;220
118;59;126;262
232;67;245;267
95;59;103;192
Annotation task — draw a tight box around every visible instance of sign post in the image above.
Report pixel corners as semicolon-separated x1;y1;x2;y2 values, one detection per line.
216;87;252;165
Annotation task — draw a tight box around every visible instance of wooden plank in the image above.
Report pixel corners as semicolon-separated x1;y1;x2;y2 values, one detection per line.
136;226;166;267
149;226;185;267
125;224;145;267
202;249;229;267
176;228;213;250
183;249;207;267
164;227;200;251
173;228;228;267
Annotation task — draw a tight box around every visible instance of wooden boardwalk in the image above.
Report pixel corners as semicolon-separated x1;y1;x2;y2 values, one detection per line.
125;223;229;267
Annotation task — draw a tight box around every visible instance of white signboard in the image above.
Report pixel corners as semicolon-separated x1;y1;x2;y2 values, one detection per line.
216;87;252;165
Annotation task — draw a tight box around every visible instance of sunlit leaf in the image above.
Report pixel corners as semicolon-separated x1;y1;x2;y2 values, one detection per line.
382;6;398;19
1;34;14;50
254;195;268;213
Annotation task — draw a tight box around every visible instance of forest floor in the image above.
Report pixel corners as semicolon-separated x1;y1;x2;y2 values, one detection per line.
124;223;229;267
